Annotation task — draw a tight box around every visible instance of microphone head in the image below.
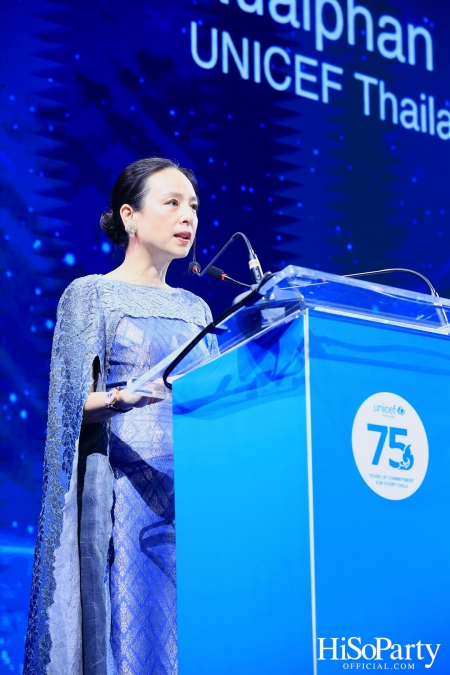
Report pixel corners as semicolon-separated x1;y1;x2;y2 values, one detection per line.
206;266;225;281
188;260;201;275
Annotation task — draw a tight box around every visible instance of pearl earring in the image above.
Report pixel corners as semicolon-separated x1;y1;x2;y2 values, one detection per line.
125;221;138;237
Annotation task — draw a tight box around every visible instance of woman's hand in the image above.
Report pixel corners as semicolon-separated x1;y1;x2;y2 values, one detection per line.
116;389;161;409
81;374;180;425
82;388;163;424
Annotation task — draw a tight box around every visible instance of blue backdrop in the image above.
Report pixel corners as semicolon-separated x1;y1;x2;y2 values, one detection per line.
1;0;449;671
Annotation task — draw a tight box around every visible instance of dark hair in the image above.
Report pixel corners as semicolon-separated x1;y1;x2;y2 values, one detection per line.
100;157;200;249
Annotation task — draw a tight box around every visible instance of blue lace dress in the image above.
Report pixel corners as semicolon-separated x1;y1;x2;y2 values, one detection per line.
106;281;209;674
24;276;214;675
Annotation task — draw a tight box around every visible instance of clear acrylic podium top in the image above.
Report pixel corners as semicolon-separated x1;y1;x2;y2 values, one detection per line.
128;265;450;397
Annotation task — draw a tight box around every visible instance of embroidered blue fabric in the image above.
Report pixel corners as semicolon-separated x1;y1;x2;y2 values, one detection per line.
23;276;214;675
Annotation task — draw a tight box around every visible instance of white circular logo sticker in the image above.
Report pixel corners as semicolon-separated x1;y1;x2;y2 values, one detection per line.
352;393;428;500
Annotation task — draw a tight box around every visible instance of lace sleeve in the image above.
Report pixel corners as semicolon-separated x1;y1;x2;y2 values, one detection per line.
24;275;104;673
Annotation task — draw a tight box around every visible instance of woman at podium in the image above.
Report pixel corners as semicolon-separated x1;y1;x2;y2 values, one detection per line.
24;158;215;675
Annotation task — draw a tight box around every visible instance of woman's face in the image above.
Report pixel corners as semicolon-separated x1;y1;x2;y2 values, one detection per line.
124;167;199;262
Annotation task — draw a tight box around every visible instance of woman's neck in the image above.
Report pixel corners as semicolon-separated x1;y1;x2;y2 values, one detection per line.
104;244;171;288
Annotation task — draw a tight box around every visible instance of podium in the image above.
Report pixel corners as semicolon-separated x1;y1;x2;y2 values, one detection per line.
132;266;450;673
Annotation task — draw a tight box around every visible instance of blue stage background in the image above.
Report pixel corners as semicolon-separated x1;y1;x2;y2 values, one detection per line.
0;0;449;671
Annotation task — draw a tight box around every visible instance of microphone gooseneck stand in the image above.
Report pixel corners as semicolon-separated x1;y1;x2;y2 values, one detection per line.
188;231;263;285
344;267;438;296
344;267;449;327
162;232;270;389
189;263;250;289
167;258;449;391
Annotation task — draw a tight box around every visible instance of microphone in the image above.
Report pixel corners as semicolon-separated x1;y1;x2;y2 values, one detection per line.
189;259;250;288
237;232;263;284
206;266;250;288
345;267;449;327
188;260;201;275
345;268;439;296
188;232;264;285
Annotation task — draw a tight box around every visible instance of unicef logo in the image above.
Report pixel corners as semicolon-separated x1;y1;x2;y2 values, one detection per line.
352;393;428;500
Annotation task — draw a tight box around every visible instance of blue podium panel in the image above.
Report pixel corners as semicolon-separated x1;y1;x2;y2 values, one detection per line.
172;319;315;675
308;311;450;673
172;304;450;674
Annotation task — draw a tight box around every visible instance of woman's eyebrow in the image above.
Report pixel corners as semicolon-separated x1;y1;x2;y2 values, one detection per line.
162;191;198;202
162;191;183;199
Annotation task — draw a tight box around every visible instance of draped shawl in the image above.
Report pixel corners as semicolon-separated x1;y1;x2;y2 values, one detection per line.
23;275;213;675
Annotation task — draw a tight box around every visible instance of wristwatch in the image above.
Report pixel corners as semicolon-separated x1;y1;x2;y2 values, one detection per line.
105;387;132;413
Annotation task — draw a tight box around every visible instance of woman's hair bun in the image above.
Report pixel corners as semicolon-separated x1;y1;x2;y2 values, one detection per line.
99;209;113;233
99;209;128;247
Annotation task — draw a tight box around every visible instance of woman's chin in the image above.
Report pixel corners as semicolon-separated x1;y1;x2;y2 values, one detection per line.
141;242;191;261
172;246;191;259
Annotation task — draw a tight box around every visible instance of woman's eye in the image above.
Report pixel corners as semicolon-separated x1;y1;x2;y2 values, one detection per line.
166;199;178;206
191;203;199;212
